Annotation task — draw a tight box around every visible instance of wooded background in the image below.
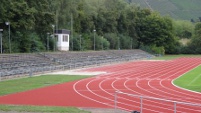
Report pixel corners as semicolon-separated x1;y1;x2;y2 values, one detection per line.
0;0;201;54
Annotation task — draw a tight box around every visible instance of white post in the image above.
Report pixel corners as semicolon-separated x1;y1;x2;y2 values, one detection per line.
140;96;143;113
114;91;118;110
174;102;177;113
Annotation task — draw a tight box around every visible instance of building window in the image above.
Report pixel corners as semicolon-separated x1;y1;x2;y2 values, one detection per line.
63;35;68;42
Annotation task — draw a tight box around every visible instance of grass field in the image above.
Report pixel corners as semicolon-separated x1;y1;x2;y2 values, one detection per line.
173;65;201;92
0;75;91;112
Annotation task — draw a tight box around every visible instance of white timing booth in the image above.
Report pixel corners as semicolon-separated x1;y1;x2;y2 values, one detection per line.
54;29;70;51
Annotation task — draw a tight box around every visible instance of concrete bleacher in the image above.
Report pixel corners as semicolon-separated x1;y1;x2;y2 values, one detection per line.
0;50;153;80
0;53;56;80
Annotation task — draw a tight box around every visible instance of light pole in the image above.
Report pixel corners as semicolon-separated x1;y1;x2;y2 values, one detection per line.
47;33;50;51
102;36;103;50
80;35;82;51
131;38;133;49
93;29;96;51
0;29;3;54
52;25;55;51
5;22;11;53
118;36;120;50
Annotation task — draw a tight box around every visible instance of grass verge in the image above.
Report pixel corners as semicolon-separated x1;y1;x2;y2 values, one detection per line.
173;65;201;92
0;105;89;113
152;54;201;60
0;75;91;96
0;75;91;112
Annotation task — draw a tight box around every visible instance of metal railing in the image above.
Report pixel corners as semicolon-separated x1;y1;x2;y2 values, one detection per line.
114;91;201;113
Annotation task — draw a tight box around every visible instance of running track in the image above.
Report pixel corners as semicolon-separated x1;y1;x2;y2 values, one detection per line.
0;58;201;113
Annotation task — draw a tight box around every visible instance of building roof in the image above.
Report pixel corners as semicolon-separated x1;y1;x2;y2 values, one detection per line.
54;29;70;34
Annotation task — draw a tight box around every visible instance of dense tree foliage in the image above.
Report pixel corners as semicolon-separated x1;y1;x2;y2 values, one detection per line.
185;22;201;54
0;0;199;54
173;20;194;39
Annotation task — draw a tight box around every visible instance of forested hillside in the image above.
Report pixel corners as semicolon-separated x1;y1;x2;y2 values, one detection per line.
0;0;201;54
127;0;201;21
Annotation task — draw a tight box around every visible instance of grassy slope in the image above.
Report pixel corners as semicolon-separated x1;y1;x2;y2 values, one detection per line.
0;75;91;113
128;0;201;20
169;0;201;20
173;65;201;92
169;0;201;10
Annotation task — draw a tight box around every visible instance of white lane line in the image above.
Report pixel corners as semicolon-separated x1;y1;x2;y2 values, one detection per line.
145;58;201;100
73;78;114;108
99;78;133;111
74;58;201;112
128;60;200;111
111;79;159;112
167;64;201;95
148;80;201;112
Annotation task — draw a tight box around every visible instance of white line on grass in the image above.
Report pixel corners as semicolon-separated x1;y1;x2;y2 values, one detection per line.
187;73;201;86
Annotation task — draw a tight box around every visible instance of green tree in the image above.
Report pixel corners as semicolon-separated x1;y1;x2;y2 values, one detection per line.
137;12;177;53
188;22;201;53
173;20;194;39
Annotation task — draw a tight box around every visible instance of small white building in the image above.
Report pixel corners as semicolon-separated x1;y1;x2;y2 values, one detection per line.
54;29;70;51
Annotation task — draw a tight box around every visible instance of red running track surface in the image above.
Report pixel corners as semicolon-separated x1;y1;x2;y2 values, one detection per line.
0;58;201;113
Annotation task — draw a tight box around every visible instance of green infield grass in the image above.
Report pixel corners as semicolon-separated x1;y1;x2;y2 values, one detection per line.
173;65;201;92
0;75;91;112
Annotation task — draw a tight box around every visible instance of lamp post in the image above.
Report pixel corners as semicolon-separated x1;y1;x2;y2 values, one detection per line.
47;33;50;51
131;38;133;49
0;29;3;54
5;22;11;53
93;29;96;51
118;36;120;50
102;36;103;50
80;35;82;51
52;25;55;51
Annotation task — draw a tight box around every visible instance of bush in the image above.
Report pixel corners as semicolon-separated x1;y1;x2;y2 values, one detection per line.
140;45;165;55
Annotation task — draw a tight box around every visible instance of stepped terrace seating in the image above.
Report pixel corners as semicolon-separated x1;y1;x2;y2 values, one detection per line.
0;53;56;80
45;49;153;69
0;50;153;80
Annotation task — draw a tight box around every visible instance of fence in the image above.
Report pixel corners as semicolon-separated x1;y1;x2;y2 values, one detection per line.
114;91;201;113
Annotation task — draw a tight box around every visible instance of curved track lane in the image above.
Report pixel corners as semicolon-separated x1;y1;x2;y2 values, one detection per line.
0;58;201;113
